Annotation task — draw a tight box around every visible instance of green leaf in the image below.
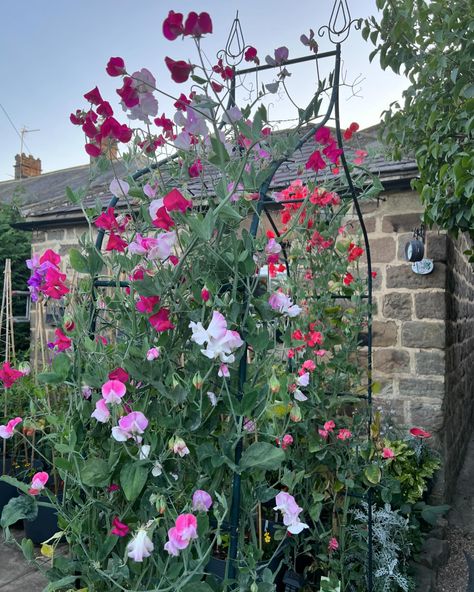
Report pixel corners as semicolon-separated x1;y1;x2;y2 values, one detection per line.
187;211;216;241
0;475;30;494
69;248;89;274
364;464;381;484
80;458;110;487
1;495;37;528
120;463;148;502
43;576;78;592
240;442;285;472
182;584;214;592
37;372;63;385
191;74;207;85
217;202;243;223
52;353;70;379
21;537;34;561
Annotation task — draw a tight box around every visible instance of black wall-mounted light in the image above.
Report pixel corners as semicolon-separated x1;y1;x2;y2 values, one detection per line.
405;225;425;262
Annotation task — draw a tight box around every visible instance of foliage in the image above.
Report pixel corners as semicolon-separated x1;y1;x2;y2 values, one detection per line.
0;202;31;355
363;0;474;244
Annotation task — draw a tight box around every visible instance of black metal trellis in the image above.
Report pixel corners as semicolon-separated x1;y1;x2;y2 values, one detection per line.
91;2;374;589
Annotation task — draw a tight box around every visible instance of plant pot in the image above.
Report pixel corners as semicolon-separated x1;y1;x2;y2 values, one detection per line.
0;479;18;519
1;457;44;528
24;495;60;545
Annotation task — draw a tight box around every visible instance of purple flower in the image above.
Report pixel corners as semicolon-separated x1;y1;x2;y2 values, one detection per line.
192;490;213;512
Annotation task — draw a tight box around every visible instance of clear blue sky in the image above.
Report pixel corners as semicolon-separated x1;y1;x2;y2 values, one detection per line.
0;0;407;181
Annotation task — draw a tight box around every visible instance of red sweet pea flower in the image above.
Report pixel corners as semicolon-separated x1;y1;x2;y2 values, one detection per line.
211;81;223;93
108;367;129;383
305;150;326;172
314;126;333;145
82;117;99;139
106;232;128;252
50;328;72;352
106;57;126;77
85;143;101;158
95;208;119;231
213;58;234;81
70;110;85;126
343;272;354;286
84;86;103;105
116;77;139;108
188;159;203;178
149;308;175;332
348;242;364;262
174;93;191;111
183;11;213;37
41;268;69;299
0;362;24;388
111;516;129;537
163;10;184;40
163;188;192;212
244;46;259;63
152;207;175;231
410;427;432;439
100;117;132;143
165;57;193;83
323;142;343;165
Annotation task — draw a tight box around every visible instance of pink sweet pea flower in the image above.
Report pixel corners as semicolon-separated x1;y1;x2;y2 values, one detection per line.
0;362;24;388
337;428;352;441
218;363;230;378
84;86;103;105
164;513;198;556
302;359;316;372
111;516;130;537
281;434;294;450
50;328;72;352
192;490;213;512
410;427;432;439
102;379;126;404
274;492;309;534
296;372;309;387
165;57;193;84
319;428;329;439
28;471;49;496
0;417;22;439
328;537;339;552
127;528;154;562
324;420;335;432
146;347;160;361
149;308;175;332
268;291;302;317
163;188;192;212
136;295;160;314
188;159;203;178
106;57;126;77
112;411;149;442
91;399;110;423
305;150;326;172
169;436;190;457
382;447;395;459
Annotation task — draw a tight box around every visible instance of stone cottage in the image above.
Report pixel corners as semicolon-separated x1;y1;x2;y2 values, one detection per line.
0;126;473;501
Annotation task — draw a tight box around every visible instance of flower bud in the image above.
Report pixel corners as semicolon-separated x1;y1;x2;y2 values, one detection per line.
192;372;203;389
289;403;302;423
18;361;31;376
269;373;280;394
201;287;210;302
64;318;75;332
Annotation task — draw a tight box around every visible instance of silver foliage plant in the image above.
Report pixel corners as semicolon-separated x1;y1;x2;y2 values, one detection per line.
350;503;414;592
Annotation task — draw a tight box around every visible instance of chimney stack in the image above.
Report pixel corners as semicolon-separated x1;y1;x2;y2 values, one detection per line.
14;153;42;180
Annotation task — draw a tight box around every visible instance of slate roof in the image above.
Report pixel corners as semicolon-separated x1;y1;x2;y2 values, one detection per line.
0;124;418;230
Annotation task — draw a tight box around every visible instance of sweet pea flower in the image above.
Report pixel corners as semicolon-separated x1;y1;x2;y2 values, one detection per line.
268;291;302;317
101;380;126;404
164;514;198;556
0;417;22;439
324;420;335;432
319;428;329;439
305;150;326;172
91;399;110;423
81;385;92;399
192;490;213;512
127;528;154;562
189;311;244;363
169;436;190;457
410;427;432;439
106;57;125;77
0;362;24;388
108;367;129;383
146;347;160;361
296;372;309;387
207;391;218;406
183;11;213;37
49;328;72;352
328;537;339;552
201;287;210;302
281;434;294;450
149;308;175;332
294;389;308;402
112;411;149;442
337;428;352;441
163;188;193;212
382;447;395;459
28;471;49;496
218;363;230;378
109;179;130;198
139;444;151;459
162;10;184;40
274;492;309;534
165;57;193;84
111;517;130;537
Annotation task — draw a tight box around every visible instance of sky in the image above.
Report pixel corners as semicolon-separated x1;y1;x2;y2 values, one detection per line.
0;0;408;182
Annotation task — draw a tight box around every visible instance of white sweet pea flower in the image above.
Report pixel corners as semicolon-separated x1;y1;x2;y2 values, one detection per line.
127;528;154;562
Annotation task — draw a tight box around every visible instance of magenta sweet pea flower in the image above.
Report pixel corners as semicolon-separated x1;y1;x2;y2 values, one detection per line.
50;328;72;352
163;188;192;212
305;149;327;172
84;86;103;105
328;537;339;552
382;447;395;459
0;362;24;388
192;490;213;512
165;57;194;84
410;427;432;439
111;516;130;537
162;10;184;41
106;57;126;77
0;417;22;439
149;308;175;332
183;12;212;37
28;471;49;496
101;379;126;405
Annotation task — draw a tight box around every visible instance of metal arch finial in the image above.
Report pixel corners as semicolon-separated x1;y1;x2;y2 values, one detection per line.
318;0;361;44
218;11;246;66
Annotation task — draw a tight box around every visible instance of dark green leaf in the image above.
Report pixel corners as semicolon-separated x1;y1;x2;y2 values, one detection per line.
240;442;285;472
1;495;37;527
120;463;148;502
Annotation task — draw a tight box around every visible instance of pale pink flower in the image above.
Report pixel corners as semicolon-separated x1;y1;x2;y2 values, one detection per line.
268;291;302;317
296;372;309;387
281;434;294;449
337;428;352;441
127;528;154;562
0;417;22;439
218;363;230;378
101;379;126;404
274;492;309;534
192;490;213;512
143;183;156;199
265;238;282;256
164;513;198;556
189;311;244;363
328;537;339;551
112;411;149;442
207;391;217;406
243;418;256;432
294;389;308;402
81;385;92;399
382;447;395;459
319;428;329;439
169;436;190;457
91;399;110;423
146;347;160;361
109;179;130;198
28;471;49;496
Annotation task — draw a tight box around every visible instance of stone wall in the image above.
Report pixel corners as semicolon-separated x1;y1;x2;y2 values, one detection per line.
443;233;474;500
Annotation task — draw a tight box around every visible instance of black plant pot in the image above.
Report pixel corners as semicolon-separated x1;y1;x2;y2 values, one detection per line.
24;495;60;545
0;479;18;519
